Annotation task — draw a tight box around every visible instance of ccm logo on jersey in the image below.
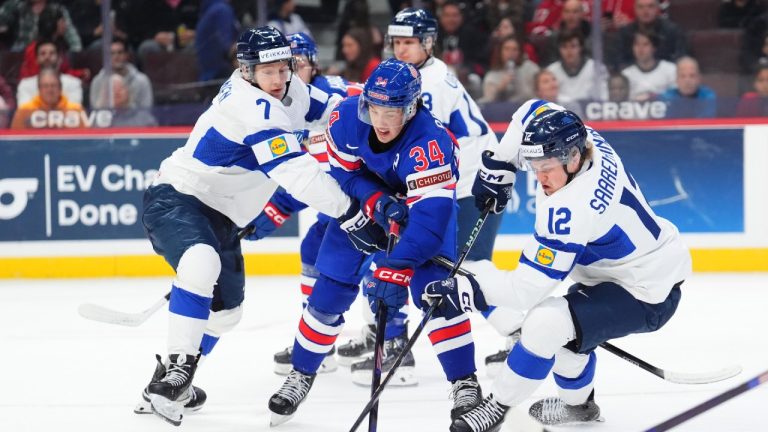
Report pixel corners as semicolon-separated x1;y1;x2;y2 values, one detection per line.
535;246;556;267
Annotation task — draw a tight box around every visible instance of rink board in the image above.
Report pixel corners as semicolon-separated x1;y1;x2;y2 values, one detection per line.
1;121;766;277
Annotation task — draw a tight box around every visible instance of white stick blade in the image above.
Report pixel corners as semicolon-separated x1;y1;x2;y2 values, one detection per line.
664;365;743;384
77;303;146;327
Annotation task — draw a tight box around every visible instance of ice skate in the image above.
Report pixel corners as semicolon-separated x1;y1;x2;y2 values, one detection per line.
528;390;603;425
450;373;483;420
484;329;521;378
268;369;316;426
450;394;509;432
146;354;197;426
337;324;376;366
350;331;417;386
134;354;206;415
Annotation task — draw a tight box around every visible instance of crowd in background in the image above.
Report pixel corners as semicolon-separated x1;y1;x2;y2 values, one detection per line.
1;0;768;129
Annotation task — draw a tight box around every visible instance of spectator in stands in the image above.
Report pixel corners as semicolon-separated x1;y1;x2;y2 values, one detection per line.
334;0;383;61
195;0;239;82
736;66;768;116
741;13;768;75
533;68;583;116
267;0;311;37
0;74;16;128
90;38;153;110
546;29;608;103
661;56;717;118
122;0;198;65
17;40;82;105
539;0;591;66
484;0;527;35
608;73;630;102
480;36;540;103
338;27;380;83
719;0;766;29
67;0;128;51
615;0;686;69
437;0;490;94
621;29;676;101
488;16;539;66
107;74;158;127
0;0;81;52
18;6;89;81
11;66;87;129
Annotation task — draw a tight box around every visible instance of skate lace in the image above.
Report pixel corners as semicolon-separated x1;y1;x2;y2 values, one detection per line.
276;371;311;405
350;326;375;348
162;361;190;387
460;398;506;431
539;397;567;423
449;377;480;408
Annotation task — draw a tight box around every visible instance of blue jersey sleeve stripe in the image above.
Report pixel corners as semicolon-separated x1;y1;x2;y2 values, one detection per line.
193;127;258;169
521;99;548;125
462;93;488;135
620;187;661;239
519;254;570;280
533;233;585;254
578;224;637;266
448;108;470;138
243;128;290;146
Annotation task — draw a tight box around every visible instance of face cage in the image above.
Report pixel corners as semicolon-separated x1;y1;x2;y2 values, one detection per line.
520;145;581;172
357;96;417;127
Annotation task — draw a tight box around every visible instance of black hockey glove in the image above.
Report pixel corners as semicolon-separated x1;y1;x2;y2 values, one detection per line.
472;150;516;214
422;274;489;320
338;200;388;254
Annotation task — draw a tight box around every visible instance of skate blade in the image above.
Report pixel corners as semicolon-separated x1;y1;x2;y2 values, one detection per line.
149;394;183;426
351;366;418;387
133;397;153;414
337;355;364;367
270;412;295;427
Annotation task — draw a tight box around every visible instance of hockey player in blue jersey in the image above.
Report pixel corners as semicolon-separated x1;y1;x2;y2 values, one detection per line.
338;7;525;383
424;101;692;431
134;26;387;426
267;58;483;426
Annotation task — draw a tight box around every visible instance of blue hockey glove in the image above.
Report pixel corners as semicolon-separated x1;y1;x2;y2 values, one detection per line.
363;191;408;230
338;200;388;254
364;260;414;321
472;150;517;214
245;200;291;241
422;274;489;320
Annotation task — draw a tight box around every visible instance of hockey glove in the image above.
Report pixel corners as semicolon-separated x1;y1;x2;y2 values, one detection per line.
422;274;489;320
363;191;408;230
364;259;413;321
472;150;517;214
338;200;388;254
245;200;291;241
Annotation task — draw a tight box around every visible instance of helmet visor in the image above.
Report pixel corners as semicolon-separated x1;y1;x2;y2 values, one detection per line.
519;145;579;172
358;97;408;127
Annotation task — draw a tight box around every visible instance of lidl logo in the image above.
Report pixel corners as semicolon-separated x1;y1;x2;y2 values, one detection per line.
269;136;288;156
535;246;556;267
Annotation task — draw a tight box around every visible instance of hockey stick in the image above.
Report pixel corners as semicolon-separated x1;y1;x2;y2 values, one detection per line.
77;225;256;326
367;224;399;432
599;341;742;385
644;368;768;432
349;205;492;432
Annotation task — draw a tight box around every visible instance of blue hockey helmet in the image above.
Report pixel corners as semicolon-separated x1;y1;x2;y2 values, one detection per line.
358;58;422;126
386;8;438;52
287;32;318;65
236;26;292;66
519;109;587;171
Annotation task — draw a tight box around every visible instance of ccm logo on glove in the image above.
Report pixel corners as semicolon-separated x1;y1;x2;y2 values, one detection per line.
264;202;288;226
374;268;413;286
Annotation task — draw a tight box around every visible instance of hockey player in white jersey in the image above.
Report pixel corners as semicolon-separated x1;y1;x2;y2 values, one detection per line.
424;100;692;431
337;8;525;381
135;26;387;426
